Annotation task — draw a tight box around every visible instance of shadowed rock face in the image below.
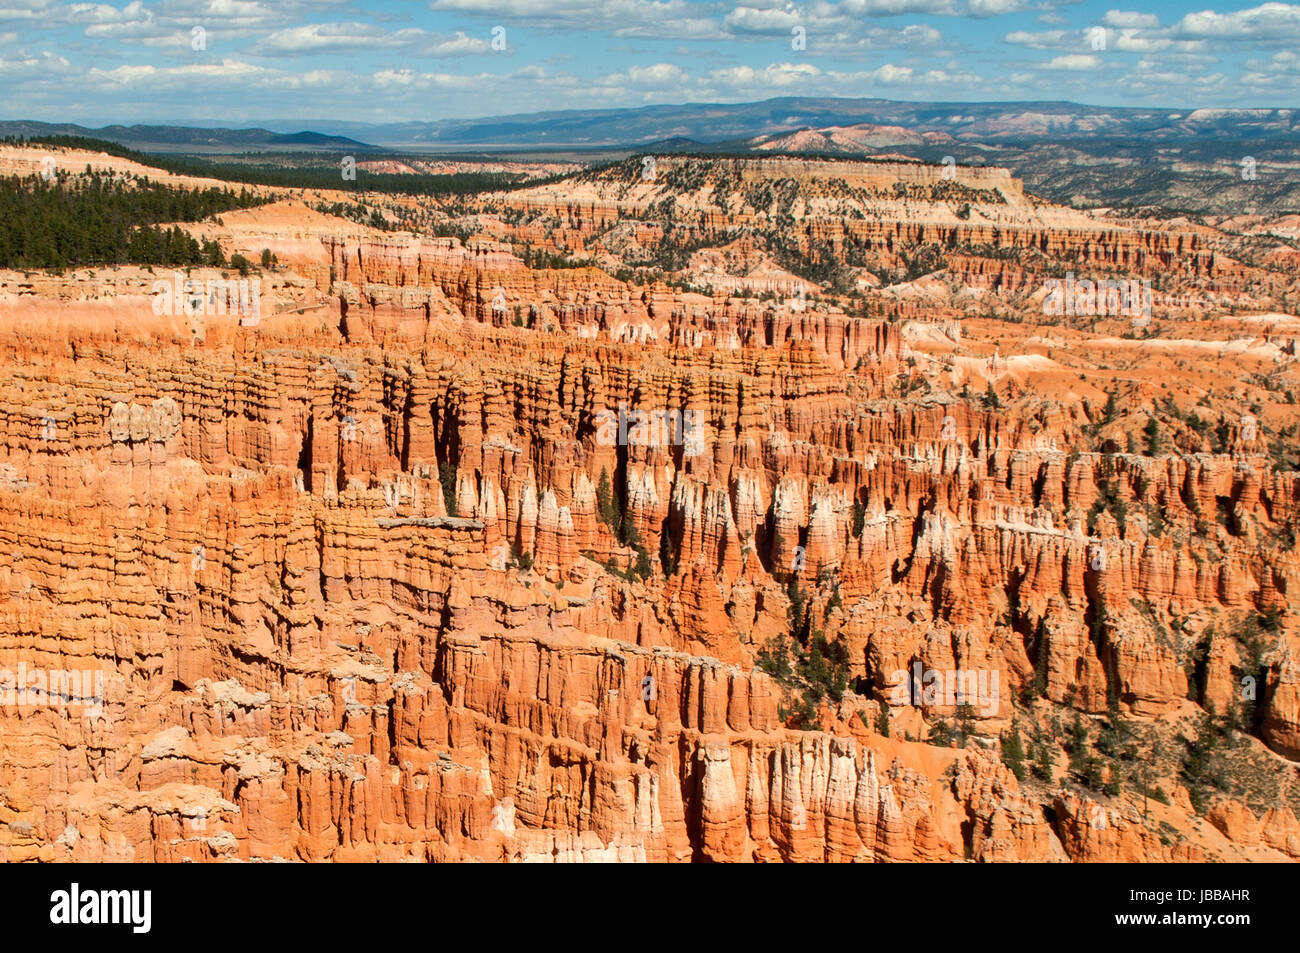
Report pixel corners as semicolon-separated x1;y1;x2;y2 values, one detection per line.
1;147;1298;863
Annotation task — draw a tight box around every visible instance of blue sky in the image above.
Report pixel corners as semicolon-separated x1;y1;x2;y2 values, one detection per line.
2;0;1298;125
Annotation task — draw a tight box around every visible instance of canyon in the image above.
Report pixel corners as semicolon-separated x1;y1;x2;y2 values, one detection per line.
1;143;1298;863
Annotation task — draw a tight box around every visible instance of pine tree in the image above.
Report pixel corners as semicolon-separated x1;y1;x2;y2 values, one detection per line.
876;702;891;738
1068;714;1090;774
851;499;866;537
1032;619;1049;696
1001;722;1027;781
618;507;638;548
929;718;953;747
1032;740;1054;782
632;545;652;581
956;703;976;747
786;578;807;641
439;463;458;517
1102;387;1119;425
1144;416;1164;455
1084;757;1106;791
596;467;620;531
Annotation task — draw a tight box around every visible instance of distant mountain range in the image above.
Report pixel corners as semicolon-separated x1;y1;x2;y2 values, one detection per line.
248;97;1300;149
0;120;377;153
5;99;1299;155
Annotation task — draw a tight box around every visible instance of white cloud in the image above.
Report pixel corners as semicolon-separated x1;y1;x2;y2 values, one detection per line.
838;0;958;14
0;49;70;73
1004;24;1203;56
1003;28;1073;48
1042;53;1101;69
868;62;914;82
707;61;822;89
617;62;688;86
1111;29;1204;54
373;67;483;90
0;0;59;22
969;0;1028;17
1171;2;1300;42
1101;10;1160;29
86;57;276;89
1240;48;1300;86
724;5;802;33
253;23;490;56
430;0;721;39
897;23;942;43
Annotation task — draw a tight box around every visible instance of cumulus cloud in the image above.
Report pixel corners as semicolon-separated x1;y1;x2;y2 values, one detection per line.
707;61;822;89
612;62;688;87
968;0;1028;17
252;23;490;56
1042;53;1101;70
430;0;721;39
1240;48;1300;86
0;0;66;22
86;57;280;90
724;5;803;33
1110;30;1203;54
1101;10;1160;29
1004;28;1074;49
0;49;71;73
838;0;958;14
1170;2;1300;42
1005;23;1204;56
894;23;942;43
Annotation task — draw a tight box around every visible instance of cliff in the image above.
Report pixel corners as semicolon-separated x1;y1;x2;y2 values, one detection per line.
0;151;1298;862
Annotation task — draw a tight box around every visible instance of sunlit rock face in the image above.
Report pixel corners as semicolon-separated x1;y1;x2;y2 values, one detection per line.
0;146;1298;863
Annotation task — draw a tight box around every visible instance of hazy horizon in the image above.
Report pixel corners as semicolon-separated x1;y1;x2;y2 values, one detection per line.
10;94;1300;135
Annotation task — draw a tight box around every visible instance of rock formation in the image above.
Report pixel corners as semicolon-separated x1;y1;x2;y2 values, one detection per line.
1;147;1298;862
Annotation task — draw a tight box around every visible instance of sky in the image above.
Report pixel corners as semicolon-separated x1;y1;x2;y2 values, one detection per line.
2;0;1298;126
